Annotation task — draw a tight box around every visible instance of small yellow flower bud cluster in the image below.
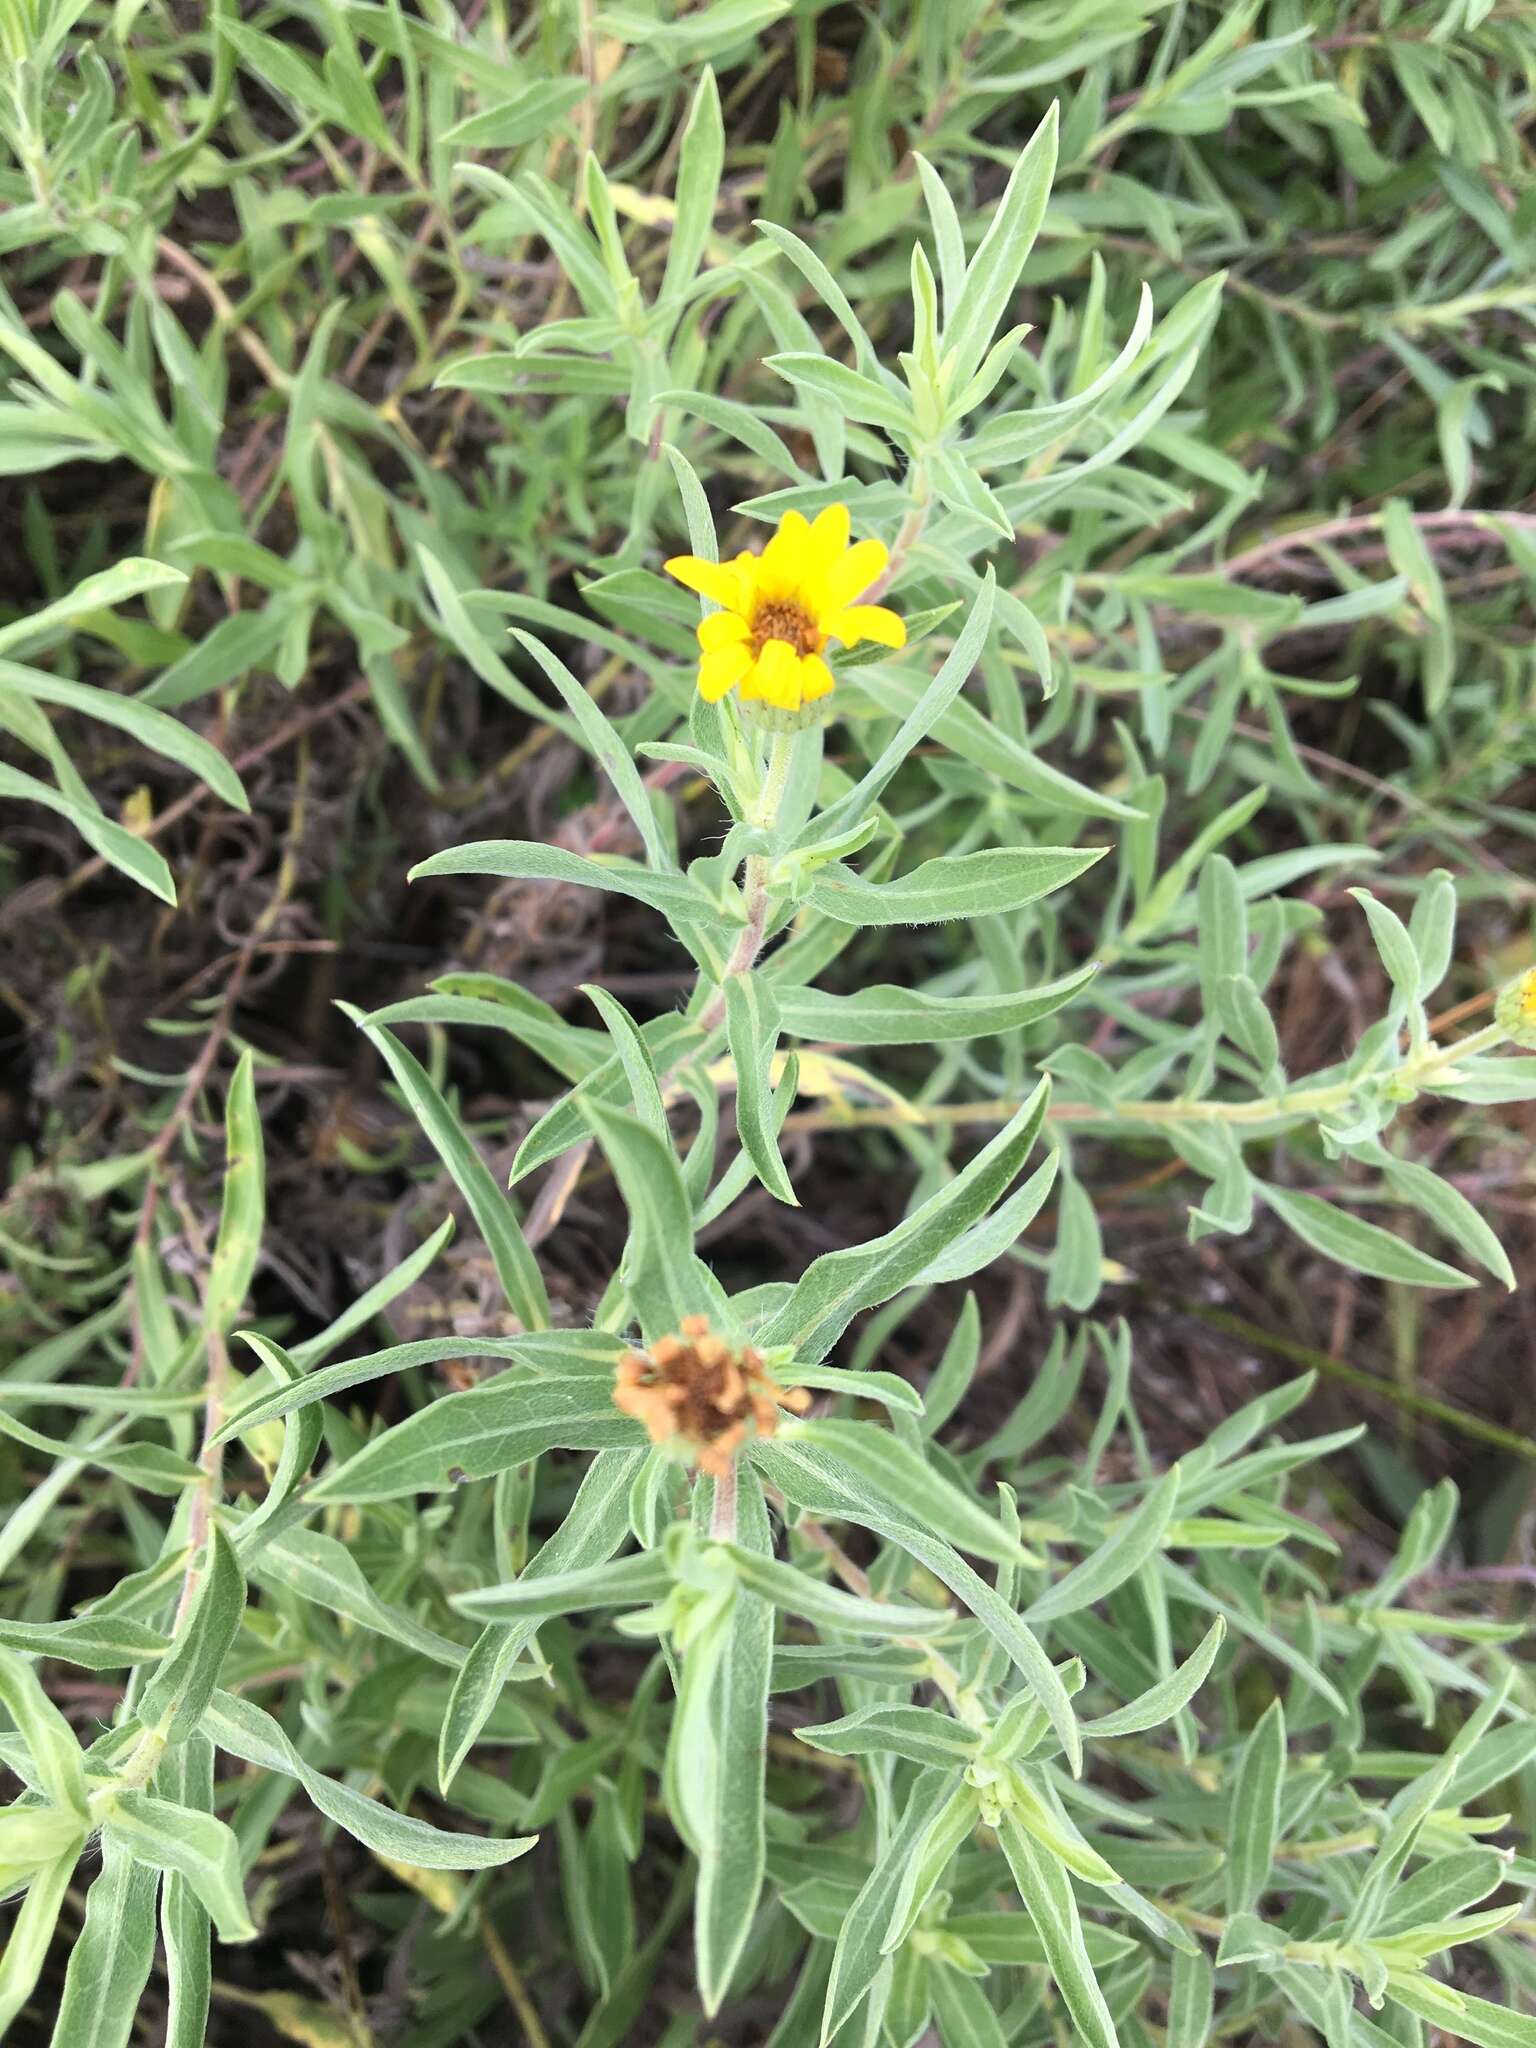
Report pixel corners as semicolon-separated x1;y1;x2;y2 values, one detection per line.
1495;968;1536;1051
612;1315;811;1476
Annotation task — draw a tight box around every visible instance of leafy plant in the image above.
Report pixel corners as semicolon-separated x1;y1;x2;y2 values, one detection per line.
4;3;1536;2045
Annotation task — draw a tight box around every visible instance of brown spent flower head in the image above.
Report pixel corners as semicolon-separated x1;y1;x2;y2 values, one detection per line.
612;1314;811;1476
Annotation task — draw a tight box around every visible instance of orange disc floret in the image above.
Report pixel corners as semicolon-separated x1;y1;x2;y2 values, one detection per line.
664;504;906;718
612;1314;812;1476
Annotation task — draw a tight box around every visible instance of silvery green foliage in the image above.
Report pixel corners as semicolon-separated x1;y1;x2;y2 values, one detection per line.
4;5;1536;2045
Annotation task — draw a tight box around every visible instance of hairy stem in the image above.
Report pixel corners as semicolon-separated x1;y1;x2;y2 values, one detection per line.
697;728;797;1034
709;1461;738;1542
783;1021;1514;1136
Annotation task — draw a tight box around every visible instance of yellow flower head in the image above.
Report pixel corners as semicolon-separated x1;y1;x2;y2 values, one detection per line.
665;504;906;720
612;1314;811;1477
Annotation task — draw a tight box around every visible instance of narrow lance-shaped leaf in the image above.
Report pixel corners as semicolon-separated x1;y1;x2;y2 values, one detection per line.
913;151;966;312
440;1448;646;1794
0;658;247;812
766;354;916;439
659;1560;735;1874
0;1844;77;2037
1161;1560;1345;1713
251;1526;467;1665
913;1153;1058;1289
513;629;670;871
1345;1750;1460;1940
661;66;723;308
724;971;796;1205
218;1327;627;1442
339;1006;550;1330
0;1613;168;1671
971;283;1156;465
1372;1849;1506;1940
0;761;176;904
583;1097;734;1343
1377;1152;1516;1291
104;1792;256;1943
415;544;581;729
1226;1697;1286;1916
1166;1944;1214;2048
262;1218;450;1367
759;1079;1050;1364
156;1736;214;2048
784;1417;1034;1569
752;1436;1081;1774
820;1768;960;2047
1177;1422;1365;1517
0;1645;87;1817
584;983;668;1134
48;1835;159;2048
945;103;1060;385
1004;1770;1121;1886
409;840;722;925
928;1965;1010;2048
996;1811;1120;2048
753;220;882;376
0;1408;201;1496
782;1365;922;1414
309;1373;641;1505
795;1703;978;1769
856;658;1144;821
1081;1619;1226;1737
441;76;588;149
1409;867;1456;993
695;1469;774;2016
203;1049;263;1337
1385;1975;1536;2048
777;962;1096;1047
1350;886;1424;1009
719;1543;955;1637
370;983;602;1085
513;1010;707;1182
922;1290;980;1437
453;1548;671;1622
0;558;188;658
203;1690;537;1868
810;846;1105;927
135;1524;245;1747
1259;1183;1473;1290
1024;1465;1182;1624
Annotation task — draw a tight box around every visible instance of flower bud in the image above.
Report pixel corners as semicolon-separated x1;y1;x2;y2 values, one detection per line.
1494;968;1536;1050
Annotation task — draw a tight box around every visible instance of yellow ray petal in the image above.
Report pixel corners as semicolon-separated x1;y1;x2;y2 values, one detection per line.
755;638;801;710
697;610;750;651
827;603;906;650
758;511;811;598
697;642;752;702
799;652;835;701
808;503;851;567
825;538;888;611
665;555;747;610
729;547;761;587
